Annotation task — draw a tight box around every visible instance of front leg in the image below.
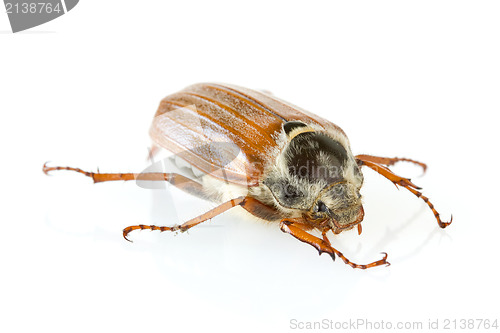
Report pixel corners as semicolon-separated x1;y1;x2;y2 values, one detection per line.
355;154;427;173
279;220;390;269
356;158;452;228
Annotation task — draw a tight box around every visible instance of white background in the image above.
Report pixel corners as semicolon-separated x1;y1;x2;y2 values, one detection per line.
1;1;499;332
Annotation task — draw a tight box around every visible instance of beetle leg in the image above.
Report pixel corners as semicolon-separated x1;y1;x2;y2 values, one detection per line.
238;196;283;221
124;196;283;241
123;197;247;242
358;159;452;228
42;162;211;199
357;159;422;189
44;162;164;183
280;220;390;269
356;154;427;173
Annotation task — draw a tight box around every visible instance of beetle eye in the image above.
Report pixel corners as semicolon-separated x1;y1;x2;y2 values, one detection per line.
314;201;328;213
283;183;299;199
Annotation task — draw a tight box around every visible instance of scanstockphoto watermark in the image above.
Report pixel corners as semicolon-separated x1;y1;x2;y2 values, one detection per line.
290;318;423;330
289;318;499;330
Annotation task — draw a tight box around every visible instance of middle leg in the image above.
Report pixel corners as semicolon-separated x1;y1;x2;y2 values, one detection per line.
123;196;247;241
123;196;282;242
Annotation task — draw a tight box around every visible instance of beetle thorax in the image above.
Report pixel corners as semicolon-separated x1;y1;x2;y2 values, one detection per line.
261;124;364;228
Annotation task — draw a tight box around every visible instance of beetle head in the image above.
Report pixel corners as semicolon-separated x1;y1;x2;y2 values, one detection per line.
307;181;364;232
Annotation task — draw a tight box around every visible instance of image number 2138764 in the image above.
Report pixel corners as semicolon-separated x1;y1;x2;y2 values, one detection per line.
43;82;452;269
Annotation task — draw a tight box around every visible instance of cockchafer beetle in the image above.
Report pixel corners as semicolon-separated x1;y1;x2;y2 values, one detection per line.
44;83;452;269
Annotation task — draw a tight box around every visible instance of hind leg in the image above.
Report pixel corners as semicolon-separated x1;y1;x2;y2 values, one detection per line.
43;162;209;199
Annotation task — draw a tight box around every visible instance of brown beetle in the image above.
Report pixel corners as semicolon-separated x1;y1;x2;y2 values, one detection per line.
44;83;452;269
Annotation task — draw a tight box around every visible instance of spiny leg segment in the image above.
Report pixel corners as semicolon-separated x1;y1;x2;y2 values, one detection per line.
43;162;210;199
44;163;164;183
355;154;427;173
403;186;452;228
122;197;246;242
356;158;452;228
280;220;390;269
